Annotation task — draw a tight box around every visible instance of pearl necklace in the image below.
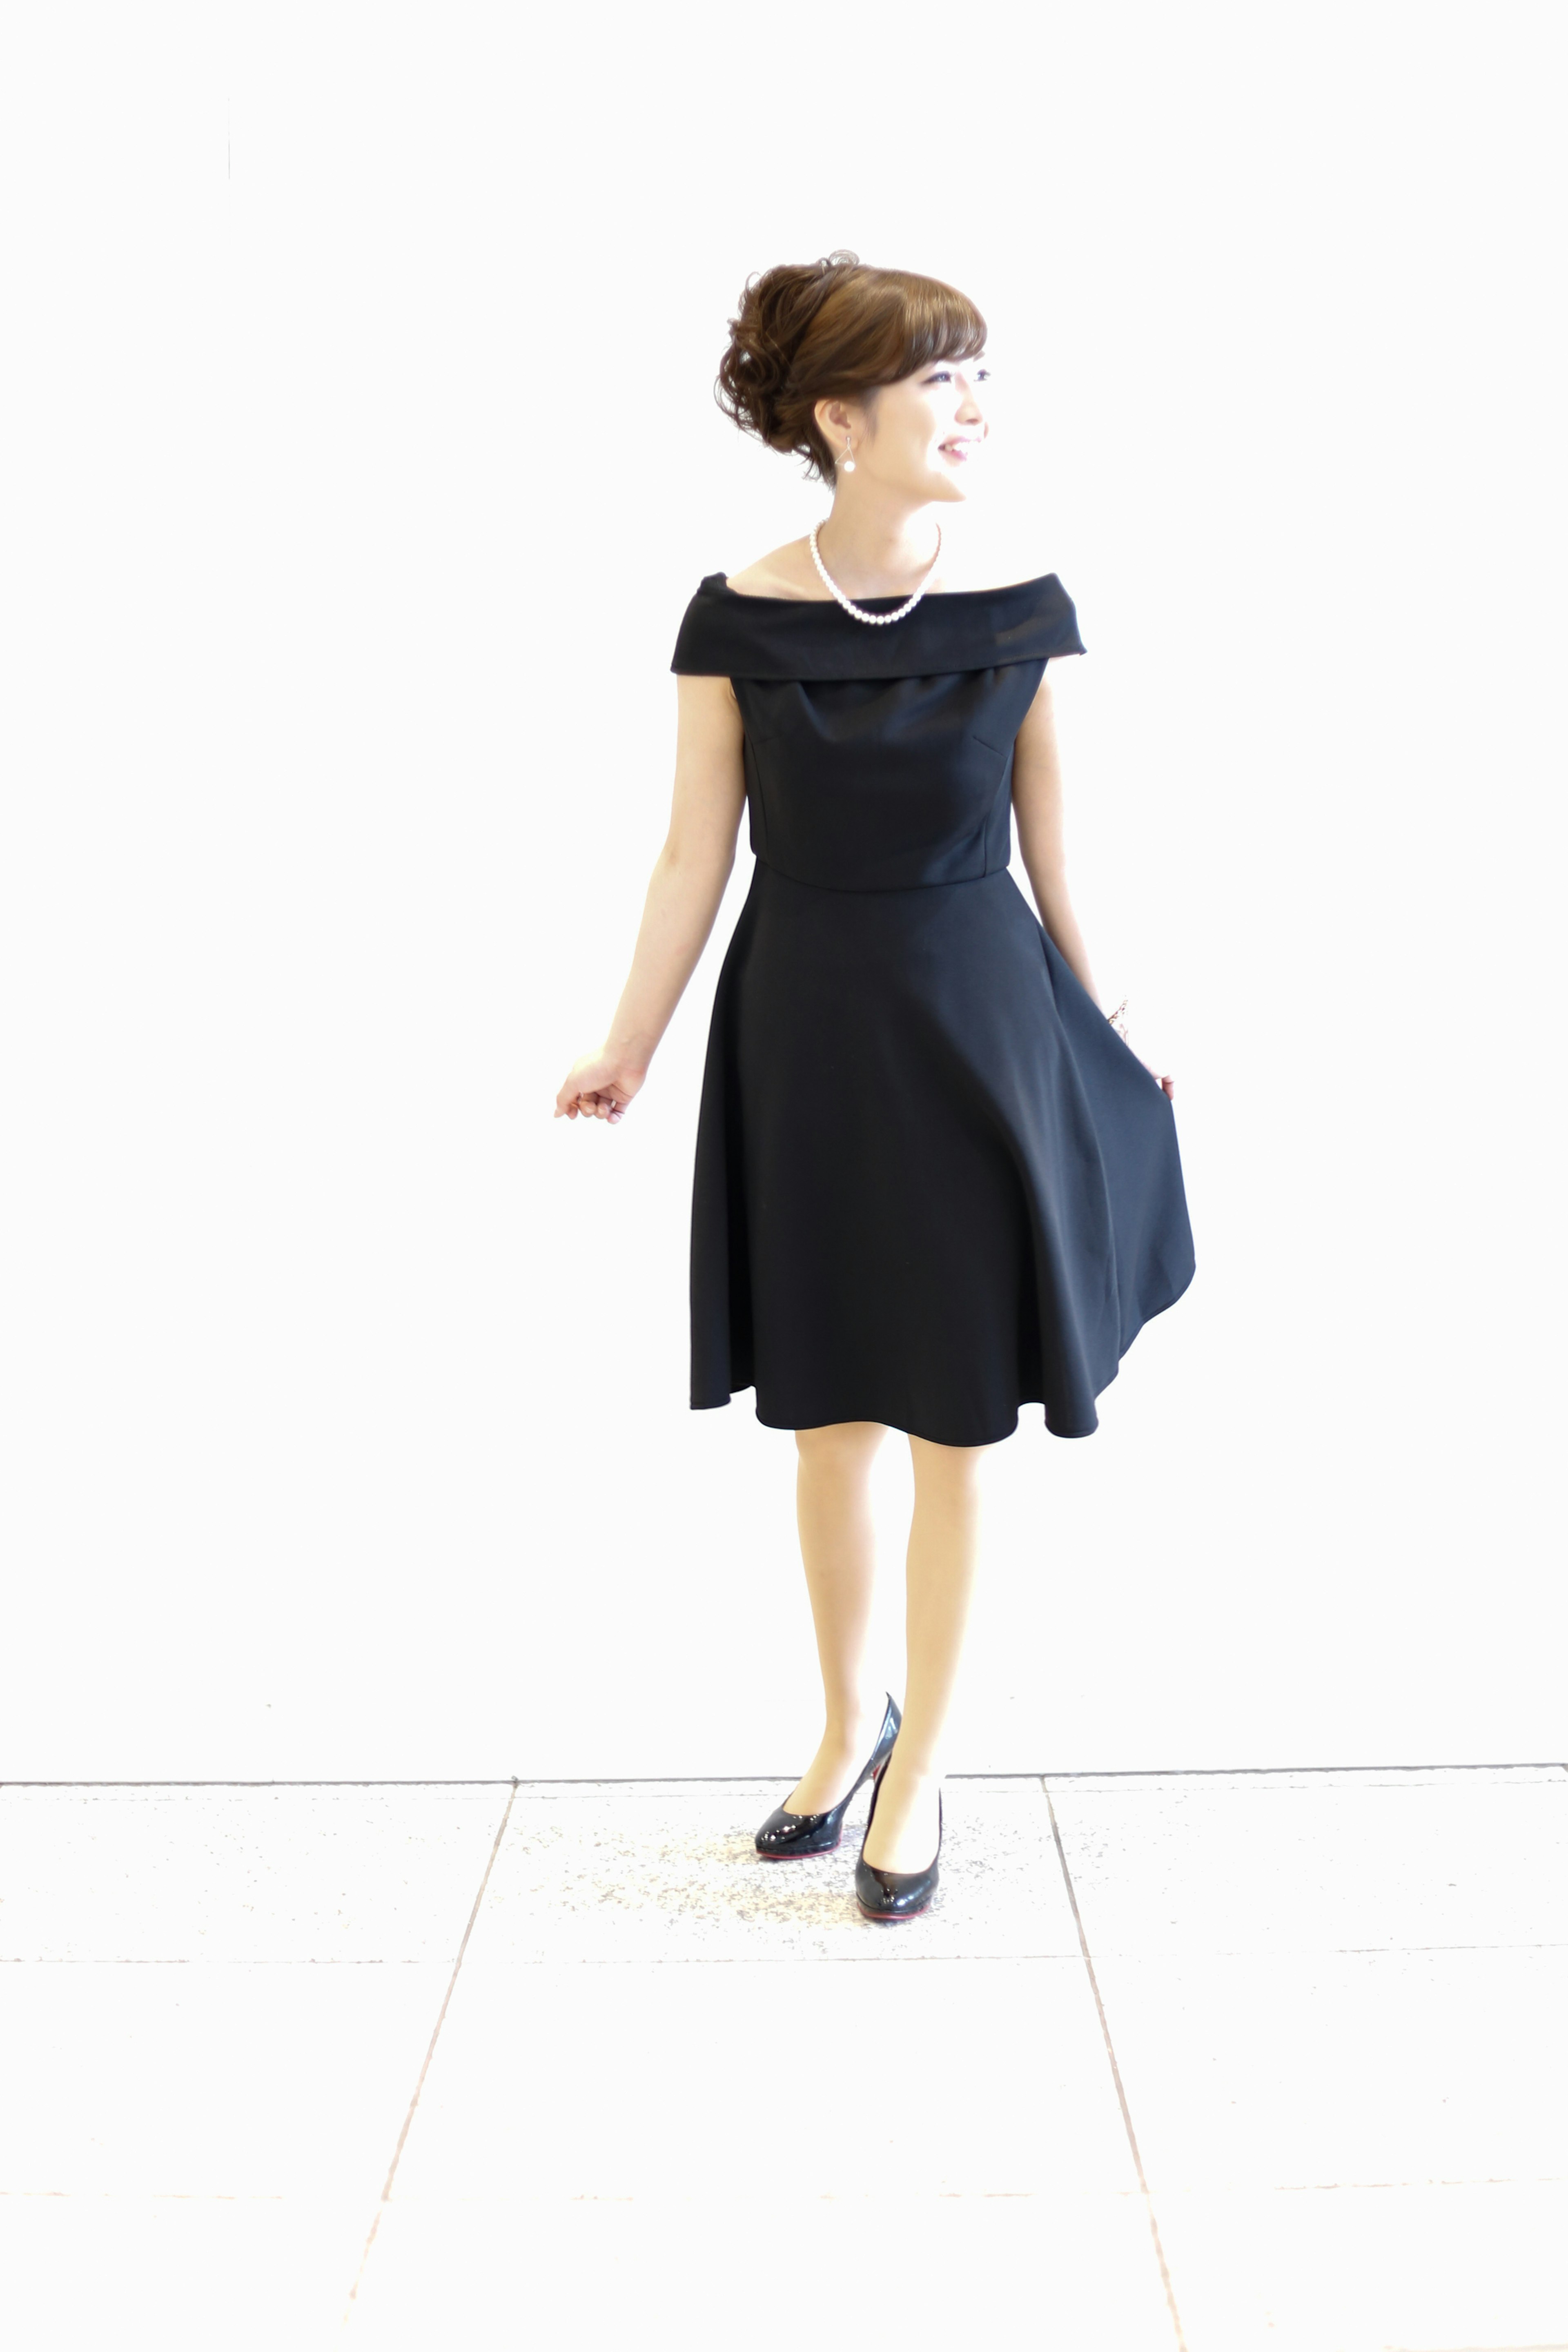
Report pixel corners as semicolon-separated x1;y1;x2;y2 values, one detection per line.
808;521;942;626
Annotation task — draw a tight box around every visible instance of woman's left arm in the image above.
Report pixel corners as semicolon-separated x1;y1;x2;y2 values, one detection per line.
1011;665;1175;1099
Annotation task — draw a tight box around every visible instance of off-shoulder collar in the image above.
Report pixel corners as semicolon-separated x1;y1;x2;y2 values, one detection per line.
670;570;1084;681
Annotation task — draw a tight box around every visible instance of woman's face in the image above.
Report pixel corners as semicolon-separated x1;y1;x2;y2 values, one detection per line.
821;355;991;504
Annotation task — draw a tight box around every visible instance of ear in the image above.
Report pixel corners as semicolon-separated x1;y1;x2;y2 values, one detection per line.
813;394;855;443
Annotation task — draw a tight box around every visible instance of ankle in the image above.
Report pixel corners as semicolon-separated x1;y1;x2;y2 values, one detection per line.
824;1693;882;1742
822;1716;875;1759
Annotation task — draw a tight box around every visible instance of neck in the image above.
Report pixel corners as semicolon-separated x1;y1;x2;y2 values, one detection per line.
815;494;944;598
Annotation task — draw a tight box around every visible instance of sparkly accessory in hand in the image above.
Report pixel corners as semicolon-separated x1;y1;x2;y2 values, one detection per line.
1106;997;1129;1039
808;519;942;627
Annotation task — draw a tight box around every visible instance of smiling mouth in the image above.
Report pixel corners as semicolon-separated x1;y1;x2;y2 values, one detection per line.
940;439;980;461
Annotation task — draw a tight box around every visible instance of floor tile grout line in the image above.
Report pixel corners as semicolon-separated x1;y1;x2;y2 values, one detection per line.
4;1758;1564;1788
0;1779;523;1790
341;1776;519;2324
1042;1775;1189;2352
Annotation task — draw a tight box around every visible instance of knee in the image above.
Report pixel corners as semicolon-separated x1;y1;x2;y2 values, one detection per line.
796;1420;886;1472
909;1433;991;1486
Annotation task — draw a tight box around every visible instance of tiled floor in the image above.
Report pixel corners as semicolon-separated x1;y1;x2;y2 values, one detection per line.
1;1768;1563;2350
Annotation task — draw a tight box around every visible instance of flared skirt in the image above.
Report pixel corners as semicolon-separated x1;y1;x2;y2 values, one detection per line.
690;860;1195;1446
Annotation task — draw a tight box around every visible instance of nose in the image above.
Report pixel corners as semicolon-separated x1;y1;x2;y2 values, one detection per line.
956;375;985;423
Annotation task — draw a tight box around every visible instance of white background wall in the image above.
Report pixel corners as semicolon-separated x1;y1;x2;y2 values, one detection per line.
3;3;1563;1779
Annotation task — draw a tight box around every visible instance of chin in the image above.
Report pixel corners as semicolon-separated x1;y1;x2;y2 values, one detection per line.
924;472;972;504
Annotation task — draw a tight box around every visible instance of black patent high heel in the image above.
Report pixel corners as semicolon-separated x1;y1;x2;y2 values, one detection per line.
855;1763;942;1921
755;1694;902;1859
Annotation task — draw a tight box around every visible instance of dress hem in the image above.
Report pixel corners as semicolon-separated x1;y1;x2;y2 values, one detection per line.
688;1258;1195;1449
688;1390;1100;1446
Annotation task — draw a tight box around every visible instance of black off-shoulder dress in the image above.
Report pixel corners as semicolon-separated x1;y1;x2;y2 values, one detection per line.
670;571;1194;1446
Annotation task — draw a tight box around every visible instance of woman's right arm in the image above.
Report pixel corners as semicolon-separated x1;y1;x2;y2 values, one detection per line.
555;674;746;1124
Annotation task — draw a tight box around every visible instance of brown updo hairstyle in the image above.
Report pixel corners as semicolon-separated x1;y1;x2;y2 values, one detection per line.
715;249;987;487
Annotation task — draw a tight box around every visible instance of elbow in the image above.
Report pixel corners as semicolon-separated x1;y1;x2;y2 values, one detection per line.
660;832;735;894
1021;847;1069;904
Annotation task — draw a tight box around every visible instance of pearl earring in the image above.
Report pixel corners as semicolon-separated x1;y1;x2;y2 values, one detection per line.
840;437;855;474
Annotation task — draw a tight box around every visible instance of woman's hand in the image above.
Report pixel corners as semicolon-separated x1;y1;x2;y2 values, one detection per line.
1134;1050;1175;1101
553;678;746;1136
555;1050;647;1126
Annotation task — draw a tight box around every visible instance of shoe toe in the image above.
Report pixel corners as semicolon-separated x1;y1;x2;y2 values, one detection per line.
756;1805;822;1855
855;1864;938;1919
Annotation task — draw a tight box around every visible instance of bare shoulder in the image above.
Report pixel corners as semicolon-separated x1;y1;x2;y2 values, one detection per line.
723;534;1062;599
935;535;1061;594
723;538;822;601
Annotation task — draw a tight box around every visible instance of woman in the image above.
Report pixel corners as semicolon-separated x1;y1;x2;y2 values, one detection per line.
555;252;1194;1922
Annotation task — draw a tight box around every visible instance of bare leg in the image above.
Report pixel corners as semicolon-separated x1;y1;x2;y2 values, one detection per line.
784;1421;889;1812
861;1432;990;1873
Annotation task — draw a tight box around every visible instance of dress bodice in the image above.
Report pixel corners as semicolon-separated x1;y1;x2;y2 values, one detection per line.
670;573;1085;893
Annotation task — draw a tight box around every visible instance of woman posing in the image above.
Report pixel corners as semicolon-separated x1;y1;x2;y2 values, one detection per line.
555;252;1194;1920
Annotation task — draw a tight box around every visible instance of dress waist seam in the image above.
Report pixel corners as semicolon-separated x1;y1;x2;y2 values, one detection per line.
754;855;1009;898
